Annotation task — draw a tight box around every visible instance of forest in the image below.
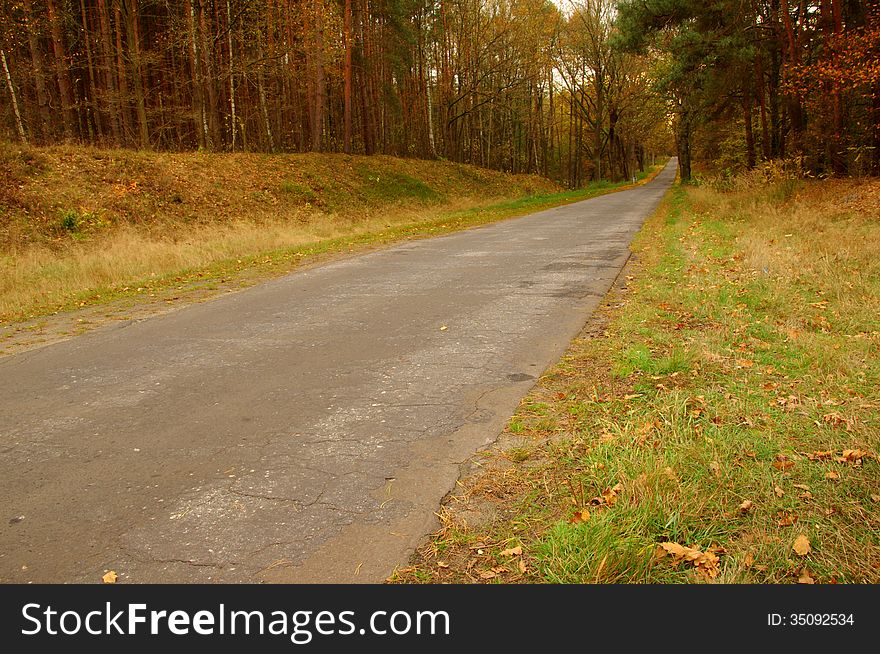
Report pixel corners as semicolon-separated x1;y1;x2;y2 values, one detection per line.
0;0;878;184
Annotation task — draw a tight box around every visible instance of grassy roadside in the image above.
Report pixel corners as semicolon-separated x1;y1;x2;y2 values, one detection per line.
392;170;880;584
0;142;661;326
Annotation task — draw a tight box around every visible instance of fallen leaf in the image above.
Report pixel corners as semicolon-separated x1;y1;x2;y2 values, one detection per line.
825;471;839;480
518;559;527;574
774;486;785;498
500;546;522;557
569;509;591;524
871;494;880;503
478;570;497;580
777;513;798;527
799;491;813;501
806;450;834;461
739;500;754;513
735;359;754;368
743;552;754;569
772;459;795;471
102;571;118;584
798;570;815;584
657;542;721;579
601;488;619;506
793;534;811;557
709;460;721;476
439;325;448;331
792;483;811;491
838;449;868;464
437;561;449;569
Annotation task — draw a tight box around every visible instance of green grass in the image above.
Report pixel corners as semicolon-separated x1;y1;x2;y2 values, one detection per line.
393;172;880;585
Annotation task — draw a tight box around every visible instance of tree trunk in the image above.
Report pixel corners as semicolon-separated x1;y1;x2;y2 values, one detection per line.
1;49;27;143
47;0;77;140
186;0;208;149
22;0;52;142
226;0;237;150
343;0;352;154
743;87;756;169
123;0;149;148
96;0;122;143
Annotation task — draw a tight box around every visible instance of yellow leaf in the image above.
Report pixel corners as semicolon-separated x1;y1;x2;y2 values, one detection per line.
102;570;118;584
569;509;591;524
793;534;811;557
825;471;839;480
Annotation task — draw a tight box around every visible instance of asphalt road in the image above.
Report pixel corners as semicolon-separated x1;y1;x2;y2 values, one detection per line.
0;160;676;583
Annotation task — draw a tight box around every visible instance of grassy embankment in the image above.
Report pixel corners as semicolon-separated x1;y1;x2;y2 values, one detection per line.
0;143;660;326
393;167;880;584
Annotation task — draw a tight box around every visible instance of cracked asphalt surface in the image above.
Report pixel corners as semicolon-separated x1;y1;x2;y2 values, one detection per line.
0;160;675;583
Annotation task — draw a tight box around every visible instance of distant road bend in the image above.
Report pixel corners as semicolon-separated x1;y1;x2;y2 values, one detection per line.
0;160;676;583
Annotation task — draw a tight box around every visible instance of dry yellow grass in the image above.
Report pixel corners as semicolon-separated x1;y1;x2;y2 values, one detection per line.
0;142;560;322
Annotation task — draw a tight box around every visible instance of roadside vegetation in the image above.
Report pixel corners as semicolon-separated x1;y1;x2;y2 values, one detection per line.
393;167;880;584
0;143;660;326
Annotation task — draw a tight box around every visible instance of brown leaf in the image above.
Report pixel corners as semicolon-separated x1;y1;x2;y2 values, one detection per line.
772;459;795;471
806;450;834;461
569;509;591;524
824;471;839;480
102;570;118;584
792;483;811;491
793;534;811;557
739;500;754;513
774;486;785;498
735;359;754;368
839;449;868;464
709;460;721;476
871;494;880;503
601;488;619;506
658;542;721;579
478;570;497;580
500;546;522;557
437;561;449;569
518;559;527;574
799;491;813;501
743;552;755;569
777;513;798;527
798;569;815;584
